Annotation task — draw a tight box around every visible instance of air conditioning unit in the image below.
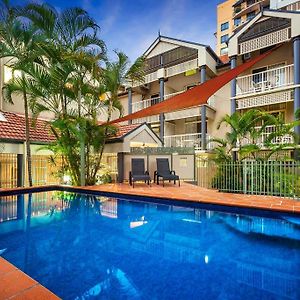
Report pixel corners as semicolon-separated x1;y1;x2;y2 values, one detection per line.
243;52;251;60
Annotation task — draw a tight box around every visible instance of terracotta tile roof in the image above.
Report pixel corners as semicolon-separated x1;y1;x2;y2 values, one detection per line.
219;54;230;64
0;111;55;143
112;123;141;139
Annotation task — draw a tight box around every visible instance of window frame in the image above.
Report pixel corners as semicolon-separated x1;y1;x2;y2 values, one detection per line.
220;21;229;31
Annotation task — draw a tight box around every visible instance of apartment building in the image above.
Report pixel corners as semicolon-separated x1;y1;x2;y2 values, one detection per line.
228;8;300;149
216;0;270;57
216;0;236;57
116;35;232;152
1;2;300;157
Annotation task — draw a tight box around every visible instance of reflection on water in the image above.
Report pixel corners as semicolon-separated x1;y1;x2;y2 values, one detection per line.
0;192;300;300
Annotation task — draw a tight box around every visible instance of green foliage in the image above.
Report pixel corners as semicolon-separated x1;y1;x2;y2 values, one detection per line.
209;109;300;197
210;109;299;162
211;161;300;198
0;0;145;186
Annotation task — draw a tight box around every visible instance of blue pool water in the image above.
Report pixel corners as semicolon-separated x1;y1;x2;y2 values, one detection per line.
0;191;300;299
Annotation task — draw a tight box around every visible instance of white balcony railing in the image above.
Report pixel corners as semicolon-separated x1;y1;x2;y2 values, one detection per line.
164;133;213;150
165;58;198;78
236;90;294;110
241;125;294;147
132;91;185;113
236;64;294;97
132;96;161;113
131;90;216;123
132;70;158;87
239;27;291;55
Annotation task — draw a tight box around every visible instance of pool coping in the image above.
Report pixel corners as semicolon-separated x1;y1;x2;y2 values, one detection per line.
0;184;299;216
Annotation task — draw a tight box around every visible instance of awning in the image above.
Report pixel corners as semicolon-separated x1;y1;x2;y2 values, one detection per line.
110;47;278;125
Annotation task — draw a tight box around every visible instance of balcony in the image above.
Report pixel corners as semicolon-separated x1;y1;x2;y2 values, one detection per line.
164;133;213;150
239;27;291;55
165;58;198;78
240;125;294;147
236;64;294;97
132;91;216;123
233;0;269;19
236;90;294;110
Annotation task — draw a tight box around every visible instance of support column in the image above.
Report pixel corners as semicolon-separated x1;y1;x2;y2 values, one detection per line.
117;152;125;183
294;37;300;138
200;65;206;84
127;87;132;125
293;37;300;159
200;65;207;150
230;56;237;161
159;78;165;143
230;56;237;115
201;106;207;150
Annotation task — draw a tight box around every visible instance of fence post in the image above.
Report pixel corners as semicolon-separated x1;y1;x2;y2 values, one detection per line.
243;160;247;194
17;154;24;187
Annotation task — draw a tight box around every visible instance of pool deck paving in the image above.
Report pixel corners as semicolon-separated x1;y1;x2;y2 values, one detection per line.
77;182;300;214
0;258;59;300
0;182;300;299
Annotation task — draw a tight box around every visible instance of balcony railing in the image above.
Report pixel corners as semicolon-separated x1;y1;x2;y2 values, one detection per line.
165;58;198;78
240;125;294;147
239;27;291;55
236;64;294;97
236;90;294;110
132;70;158;87
132;90;215;113
164;133;212;150
132;91;185;113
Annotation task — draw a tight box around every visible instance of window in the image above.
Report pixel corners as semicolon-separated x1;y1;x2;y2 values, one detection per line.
220;47;228;55
220;34;229;44
234;17;241;26
221;21;229;31
247;11;256;21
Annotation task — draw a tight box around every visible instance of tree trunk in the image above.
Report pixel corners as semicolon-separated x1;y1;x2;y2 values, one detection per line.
23;89;33;187
78;88;86;186
93;99;113;179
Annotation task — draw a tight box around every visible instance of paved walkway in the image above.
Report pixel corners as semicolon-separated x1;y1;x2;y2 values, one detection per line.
79;182;300;214
0;258;59;299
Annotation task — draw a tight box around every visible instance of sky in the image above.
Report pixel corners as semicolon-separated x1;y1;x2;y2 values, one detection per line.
12;0;221;62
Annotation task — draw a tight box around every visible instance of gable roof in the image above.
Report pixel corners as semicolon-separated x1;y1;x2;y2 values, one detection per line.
0;111;55;144
108;122;161;143
143;35;220;62
229;9;300;42
112;123;141;139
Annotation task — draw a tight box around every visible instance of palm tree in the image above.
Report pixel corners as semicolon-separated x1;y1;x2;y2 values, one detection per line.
102;51;145;123
210;109;297;162
0;0;44;186
19;3;106;186
94;51;145;173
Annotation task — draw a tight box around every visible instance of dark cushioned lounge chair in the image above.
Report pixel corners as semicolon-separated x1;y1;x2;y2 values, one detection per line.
129;158;151;188
154;158;180;187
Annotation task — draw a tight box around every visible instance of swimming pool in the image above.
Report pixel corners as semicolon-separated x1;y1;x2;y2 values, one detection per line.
0;191;299;299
